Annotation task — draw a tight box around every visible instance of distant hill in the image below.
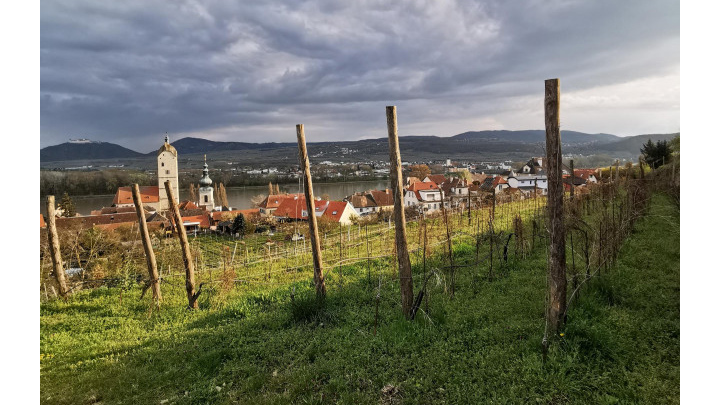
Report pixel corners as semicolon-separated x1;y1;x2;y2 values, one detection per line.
452;130;620;144
39;131;679;163
595;133;679;153
40;141;144;162
165;137;296;155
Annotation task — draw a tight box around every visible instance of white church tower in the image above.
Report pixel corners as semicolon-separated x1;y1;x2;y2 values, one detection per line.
198;155;214;209
157;134;179;211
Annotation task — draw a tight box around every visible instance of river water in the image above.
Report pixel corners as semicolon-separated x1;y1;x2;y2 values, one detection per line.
40;180;390;216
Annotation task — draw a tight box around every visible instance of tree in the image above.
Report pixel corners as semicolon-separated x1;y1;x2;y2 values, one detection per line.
232;214;246;237
251;194;266;208
457;168;473;182
218;183;229;207
641;139;672;169
59;192;76;217
189;183;198;204
408;164;431;180
268;182;273;196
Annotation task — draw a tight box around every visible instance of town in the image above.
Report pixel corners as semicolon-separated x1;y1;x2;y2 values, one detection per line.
42;136;602;238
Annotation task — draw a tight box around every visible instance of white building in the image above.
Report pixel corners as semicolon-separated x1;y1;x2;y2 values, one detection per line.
157;135;179;211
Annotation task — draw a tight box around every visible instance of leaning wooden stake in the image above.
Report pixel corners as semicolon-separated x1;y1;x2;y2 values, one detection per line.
296;124;327;299
132;183;162;305
386;106;414;318
46;196;69;298
544;78;567;335
165;180;199;309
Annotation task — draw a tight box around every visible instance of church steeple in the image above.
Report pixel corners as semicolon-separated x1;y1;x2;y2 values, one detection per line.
199;155;212;187
198;154;215;209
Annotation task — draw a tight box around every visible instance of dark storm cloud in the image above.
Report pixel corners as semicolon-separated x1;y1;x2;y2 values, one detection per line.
41;0;679;151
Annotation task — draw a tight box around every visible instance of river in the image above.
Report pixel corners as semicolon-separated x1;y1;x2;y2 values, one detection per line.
40;180;391;216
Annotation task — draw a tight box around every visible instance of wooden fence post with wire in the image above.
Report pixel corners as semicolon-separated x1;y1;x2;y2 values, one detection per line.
386;105;414;318
296;124;327;299
544;78;567;338
46;195;69;299
165;180;199;309
132;183;162;305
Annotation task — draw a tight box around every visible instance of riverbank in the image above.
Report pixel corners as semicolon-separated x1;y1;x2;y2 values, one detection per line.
40;179;391;216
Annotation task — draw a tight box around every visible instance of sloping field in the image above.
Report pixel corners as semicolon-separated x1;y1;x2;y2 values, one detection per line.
40;194;679;404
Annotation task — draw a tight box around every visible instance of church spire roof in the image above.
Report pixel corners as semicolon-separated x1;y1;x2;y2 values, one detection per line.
199;154;212;187
156;133;177;157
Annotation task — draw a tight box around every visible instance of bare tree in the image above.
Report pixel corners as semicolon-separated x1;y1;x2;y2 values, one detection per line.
251;194;266;208
189;183;198;204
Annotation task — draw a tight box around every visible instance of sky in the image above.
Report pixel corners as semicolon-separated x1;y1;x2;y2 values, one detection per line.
40;0;679;152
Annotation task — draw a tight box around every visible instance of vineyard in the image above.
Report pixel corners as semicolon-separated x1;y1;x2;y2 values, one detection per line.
40;165;679;404
40;88;680;403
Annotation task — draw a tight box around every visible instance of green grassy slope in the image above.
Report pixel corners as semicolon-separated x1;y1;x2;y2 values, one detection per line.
40;194;679;404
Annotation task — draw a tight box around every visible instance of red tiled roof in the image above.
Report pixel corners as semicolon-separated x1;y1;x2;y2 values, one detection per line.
407;181;439;191
91;206;150;216
181;215;210;228
347;193;375;208
259;193;304;209
210;208;260;221
492;177;508;186
274;197;308;219
55;212;142;230
425;174;447;185
574;169;597;180
323;201;348;222
178;201;199;210
369;189;394;206
113;186;159;205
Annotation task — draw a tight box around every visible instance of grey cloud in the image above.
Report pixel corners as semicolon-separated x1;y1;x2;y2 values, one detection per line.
41;0;679;151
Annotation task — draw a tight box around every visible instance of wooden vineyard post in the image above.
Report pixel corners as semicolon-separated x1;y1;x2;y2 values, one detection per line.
46;196;69;298
467;187;472;226
440;185;455;297
165;180;199;309
296;124;327;299
569;159;575;199
132;184;162;305
386;106;414;318
544;78;567;336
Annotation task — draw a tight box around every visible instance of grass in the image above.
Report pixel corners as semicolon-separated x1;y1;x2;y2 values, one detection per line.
40;193;679;404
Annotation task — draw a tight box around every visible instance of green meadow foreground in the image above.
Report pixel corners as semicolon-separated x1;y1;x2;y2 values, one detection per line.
40;194;679;404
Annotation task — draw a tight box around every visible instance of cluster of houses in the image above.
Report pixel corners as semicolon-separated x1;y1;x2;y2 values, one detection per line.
345;157;599;216
42;137;368;234
41;138;601;235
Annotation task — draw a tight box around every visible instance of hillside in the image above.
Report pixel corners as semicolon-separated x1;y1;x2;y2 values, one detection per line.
39;130;679;164
595;133;679;153
40;141;144;162
40;193;679;403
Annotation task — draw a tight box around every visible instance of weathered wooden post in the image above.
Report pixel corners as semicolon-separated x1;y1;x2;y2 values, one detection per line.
467;184;472;226
296;124;327;299
544;78;567;335
164;180;199;309
569;159;575;199
46;196;69;298
386;106;414;318
132;184;162;304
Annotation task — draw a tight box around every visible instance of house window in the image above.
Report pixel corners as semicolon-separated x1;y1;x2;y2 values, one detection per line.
161;162;164;167
204;195;208;203
332;211;337;215
165;170;170;175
